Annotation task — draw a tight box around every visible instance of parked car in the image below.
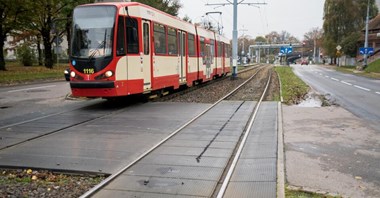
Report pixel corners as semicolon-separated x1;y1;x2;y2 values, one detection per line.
64;68;70;81
301;60;309;65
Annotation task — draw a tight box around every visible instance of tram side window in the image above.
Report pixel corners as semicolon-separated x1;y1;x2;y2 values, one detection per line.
200;37;206;64
188;34;196;56
168;27;177;55
210;39;215;64
143;23;149;55
218;42;223;57
116;16;126;56
126;18;139;54
154;23;166;54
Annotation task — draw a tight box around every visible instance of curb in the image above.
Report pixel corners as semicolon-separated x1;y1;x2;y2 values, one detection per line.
277;102;285;198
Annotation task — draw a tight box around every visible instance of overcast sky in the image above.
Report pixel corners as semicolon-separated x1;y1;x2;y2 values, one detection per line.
178;0;325;41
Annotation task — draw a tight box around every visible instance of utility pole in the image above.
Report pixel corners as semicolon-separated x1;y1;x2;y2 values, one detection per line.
363;0;370;69
206;0;266;79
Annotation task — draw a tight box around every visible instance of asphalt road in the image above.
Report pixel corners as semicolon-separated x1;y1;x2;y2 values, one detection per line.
0;81;99;127
291;64;380;128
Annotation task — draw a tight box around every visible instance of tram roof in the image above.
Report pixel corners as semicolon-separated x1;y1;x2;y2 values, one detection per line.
78;2;230;42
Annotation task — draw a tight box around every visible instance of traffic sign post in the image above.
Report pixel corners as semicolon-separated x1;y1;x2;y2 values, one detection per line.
280;46;292;65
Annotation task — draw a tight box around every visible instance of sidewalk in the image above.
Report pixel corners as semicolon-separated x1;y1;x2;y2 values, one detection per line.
282;105;380;198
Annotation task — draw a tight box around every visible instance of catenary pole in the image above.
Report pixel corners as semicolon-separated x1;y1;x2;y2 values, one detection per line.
206;1;266;79
232;0;238;78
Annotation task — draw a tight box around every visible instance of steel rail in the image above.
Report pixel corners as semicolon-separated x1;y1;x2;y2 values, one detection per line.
79;66;266;198
216;69;272;198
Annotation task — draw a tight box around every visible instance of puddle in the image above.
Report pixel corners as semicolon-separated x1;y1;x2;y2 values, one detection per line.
297;93;322;107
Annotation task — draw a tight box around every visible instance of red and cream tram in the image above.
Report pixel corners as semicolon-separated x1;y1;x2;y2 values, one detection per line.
69;1;231;98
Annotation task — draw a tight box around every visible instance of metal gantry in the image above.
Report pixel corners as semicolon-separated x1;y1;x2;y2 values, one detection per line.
206;0;267;79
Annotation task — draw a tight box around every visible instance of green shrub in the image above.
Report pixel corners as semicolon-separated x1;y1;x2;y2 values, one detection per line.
16;43;36;66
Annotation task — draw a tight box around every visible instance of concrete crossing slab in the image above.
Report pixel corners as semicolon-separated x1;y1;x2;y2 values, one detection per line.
100;175;216;197
224;102;278;198
223;182;276;198
94;101;257;197
0;102;210;174
230;158;276;182
139;154;228;168
94;189;202;198
124;164;223;181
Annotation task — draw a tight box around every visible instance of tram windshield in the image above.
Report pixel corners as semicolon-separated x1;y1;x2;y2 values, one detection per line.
71;6;116;59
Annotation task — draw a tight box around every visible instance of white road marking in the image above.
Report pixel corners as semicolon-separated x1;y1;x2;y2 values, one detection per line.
376;92;380;95
331;77;339;81
354;85;371;92
7;85;56;93
325;75;329;78
341;81;352;86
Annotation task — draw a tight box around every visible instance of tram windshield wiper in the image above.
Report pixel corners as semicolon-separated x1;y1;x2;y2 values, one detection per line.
88;40;106;60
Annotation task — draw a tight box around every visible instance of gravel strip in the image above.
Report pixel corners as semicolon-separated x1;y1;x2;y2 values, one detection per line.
165;65;278;103
0;169;105;198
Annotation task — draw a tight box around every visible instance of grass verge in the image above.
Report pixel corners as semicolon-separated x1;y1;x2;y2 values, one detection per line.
275;66;309;105
366;58;380;73
0;62;67;86
334;64;380;79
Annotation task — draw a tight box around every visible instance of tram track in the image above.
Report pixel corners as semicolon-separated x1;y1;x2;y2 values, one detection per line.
0;63;262;145
0;65;278;197
0;64;266;152
215;69;272;197
79;66;273;197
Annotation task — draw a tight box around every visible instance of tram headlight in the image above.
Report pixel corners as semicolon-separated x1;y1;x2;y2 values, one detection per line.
70;71;76;78
105;71;113;78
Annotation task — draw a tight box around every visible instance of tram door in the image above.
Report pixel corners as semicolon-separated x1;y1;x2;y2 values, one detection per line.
222;43;225;73
205;44;212;79
178;31;186;84
142;20;151;91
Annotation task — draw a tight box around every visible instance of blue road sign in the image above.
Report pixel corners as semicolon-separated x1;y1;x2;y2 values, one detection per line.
280;46;293;54
359;47;374;55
